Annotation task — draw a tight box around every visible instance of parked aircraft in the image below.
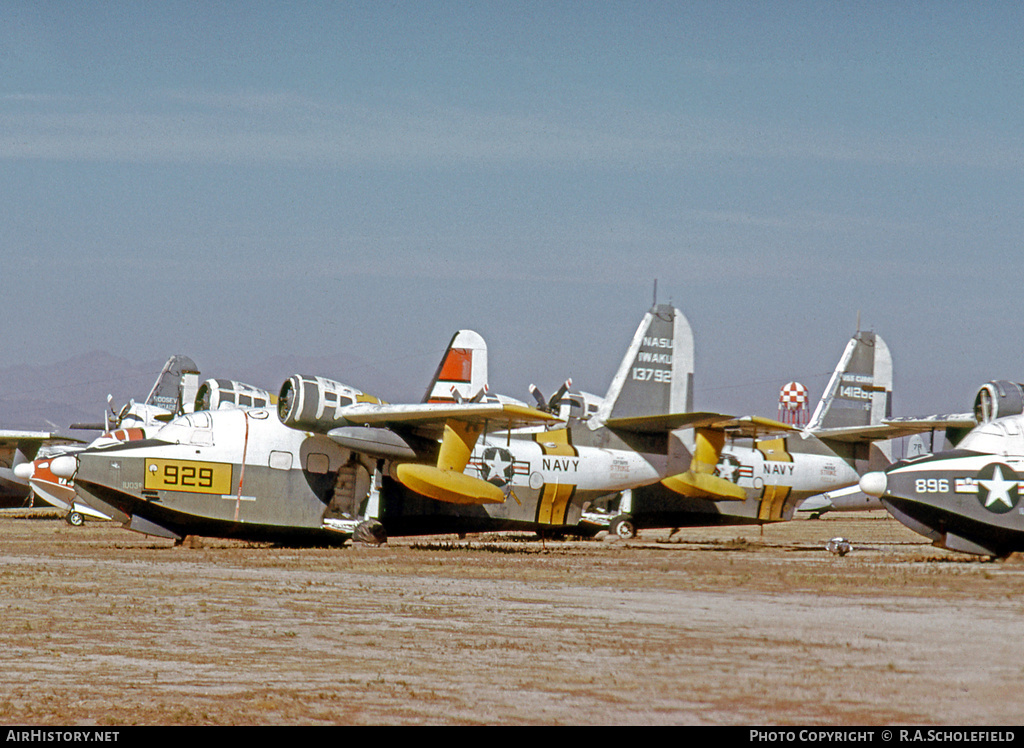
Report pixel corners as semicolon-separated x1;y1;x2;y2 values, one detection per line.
280;308;915;540
0;430;77;509
583;327;911;537
860;380;1024;557
45;331;549;543
14;355;201;523
797;434;932;517
46;307;912;545
278;304;703;540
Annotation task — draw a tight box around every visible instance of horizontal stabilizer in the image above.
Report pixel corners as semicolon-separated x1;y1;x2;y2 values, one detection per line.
810;413;976;444
606;412;795;438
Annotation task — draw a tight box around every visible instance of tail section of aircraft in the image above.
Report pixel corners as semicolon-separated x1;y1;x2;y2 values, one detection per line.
422;330;488;404
144;355;201;415
592;304;694;426
806;331;892;433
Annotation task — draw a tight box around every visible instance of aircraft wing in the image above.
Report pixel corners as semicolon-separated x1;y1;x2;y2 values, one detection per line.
0;430;79;454
326;402;561;506
808;413;976;443
606;412;797;438
0;430;62;443
332;401;561;438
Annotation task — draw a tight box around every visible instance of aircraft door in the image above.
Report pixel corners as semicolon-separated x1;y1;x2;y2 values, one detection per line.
325;457;372;519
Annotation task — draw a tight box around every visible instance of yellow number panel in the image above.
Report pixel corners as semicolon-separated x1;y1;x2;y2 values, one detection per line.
144;459;232;495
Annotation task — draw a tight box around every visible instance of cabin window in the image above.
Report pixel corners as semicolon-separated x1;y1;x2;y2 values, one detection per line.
306;453;331;474
269;451;292;470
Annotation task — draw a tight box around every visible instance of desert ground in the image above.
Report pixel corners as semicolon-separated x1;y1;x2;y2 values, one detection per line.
1;509;1022;726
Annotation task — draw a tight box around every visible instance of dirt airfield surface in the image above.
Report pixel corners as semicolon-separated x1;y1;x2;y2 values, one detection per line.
1;509;1023;726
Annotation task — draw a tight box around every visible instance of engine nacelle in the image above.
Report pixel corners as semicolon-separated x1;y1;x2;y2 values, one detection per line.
974;380;1024;424
278;375;381;433
195;379;273;412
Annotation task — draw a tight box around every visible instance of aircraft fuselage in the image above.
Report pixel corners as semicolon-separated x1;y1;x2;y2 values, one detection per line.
378;428;666;535
70;408;354;543
868;450;1024;557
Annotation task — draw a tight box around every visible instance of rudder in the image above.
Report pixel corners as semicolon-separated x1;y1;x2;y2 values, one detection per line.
806;331;893;431
145;355;201;415
593;304;694;424
422;330;488;404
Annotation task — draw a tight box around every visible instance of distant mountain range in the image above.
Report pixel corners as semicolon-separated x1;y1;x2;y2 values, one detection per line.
0;351;420;433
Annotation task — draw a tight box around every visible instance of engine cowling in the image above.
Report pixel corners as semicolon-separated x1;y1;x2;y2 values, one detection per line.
973;380;1024;423
278;375;381;433
194;379;273;412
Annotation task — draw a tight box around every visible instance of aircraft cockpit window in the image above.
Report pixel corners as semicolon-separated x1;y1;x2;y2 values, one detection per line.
560;396;584;419
154;412;215;446
959;423;1012;455
156;417;193;445
191;429;214;447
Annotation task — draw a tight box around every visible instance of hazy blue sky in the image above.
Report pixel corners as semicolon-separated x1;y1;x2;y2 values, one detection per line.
3;2;1022;418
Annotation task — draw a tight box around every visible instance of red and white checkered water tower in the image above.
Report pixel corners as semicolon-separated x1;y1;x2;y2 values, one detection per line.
778;381;809;426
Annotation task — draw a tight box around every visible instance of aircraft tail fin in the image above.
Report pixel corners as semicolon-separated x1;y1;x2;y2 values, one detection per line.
144;355;201;415
592;304;694;426
422;330;488;404
806;331;892;433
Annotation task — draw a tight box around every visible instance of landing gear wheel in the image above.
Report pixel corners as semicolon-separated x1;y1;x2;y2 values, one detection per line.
66;511;84;527
609;516;635;540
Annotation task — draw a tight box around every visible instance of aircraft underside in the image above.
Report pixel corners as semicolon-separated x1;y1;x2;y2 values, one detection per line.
882;496;1024;557
0;485;34;510
76;479;351;546
377;475;589;536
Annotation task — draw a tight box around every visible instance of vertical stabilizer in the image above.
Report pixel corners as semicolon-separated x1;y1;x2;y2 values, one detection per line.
422;330;489;403
592;304;694;426
145;355;201;415
806;331;892;431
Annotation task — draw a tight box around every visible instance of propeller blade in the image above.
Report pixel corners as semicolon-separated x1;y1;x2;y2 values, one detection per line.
548;378;572;411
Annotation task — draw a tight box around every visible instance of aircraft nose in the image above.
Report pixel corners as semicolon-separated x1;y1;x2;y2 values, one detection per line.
13;462;34;480
50;455;77;479
859;471;888;498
